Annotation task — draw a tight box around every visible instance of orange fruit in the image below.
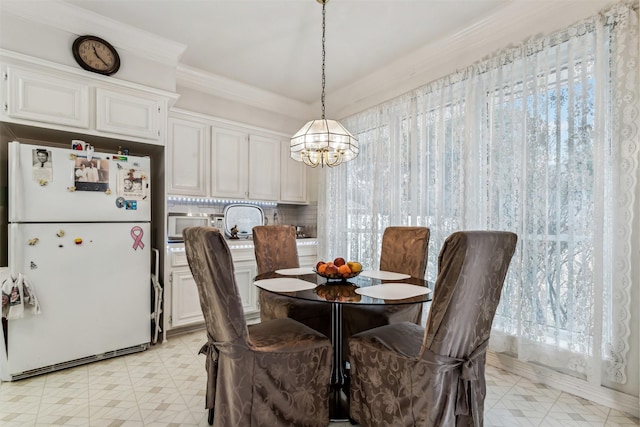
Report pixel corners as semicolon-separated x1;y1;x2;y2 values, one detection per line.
338;264;351;276
318;264;327;274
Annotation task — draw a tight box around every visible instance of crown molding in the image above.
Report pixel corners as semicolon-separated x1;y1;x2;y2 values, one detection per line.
3;0;614;122
175;0;612;123
176;64;314;121
1;0;186;67
1;49;181;103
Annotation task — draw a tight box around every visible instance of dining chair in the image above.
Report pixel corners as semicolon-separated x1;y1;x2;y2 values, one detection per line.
183;226;332;427
253;225;332;338
348;230;517;427
342;226;430;355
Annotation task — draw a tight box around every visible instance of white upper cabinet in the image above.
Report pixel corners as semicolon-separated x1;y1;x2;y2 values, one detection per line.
247;134;280;201
167;117;210;196
211;126;249;199
5;65;90;129
1;55;177;145
211;130;281;201
280;140;308;203
167;109;308;204
95;88;161;140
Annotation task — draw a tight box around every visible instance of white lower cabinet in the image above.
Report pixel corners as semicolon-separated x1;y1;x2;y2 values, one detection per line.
170;269;203;327
298;243;319;269
232;259;260;323
167;241;318;330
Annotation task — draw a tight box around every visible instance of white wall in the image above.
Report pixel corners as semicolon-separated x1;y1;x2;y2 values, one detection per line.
0;3;180;93
174;86;301;136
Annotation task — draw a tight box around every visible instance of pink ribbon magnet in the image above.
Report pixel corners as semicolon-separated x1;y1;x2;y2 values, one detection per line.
131;226;145;250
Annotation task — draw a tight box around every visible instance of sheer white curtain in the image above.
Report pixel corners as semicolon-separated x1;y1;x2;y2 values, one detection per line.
319;1;638;385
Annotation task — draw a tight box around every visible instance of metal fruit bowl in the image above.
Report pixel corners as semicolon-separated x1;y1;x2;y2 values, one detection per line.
313;268;361;282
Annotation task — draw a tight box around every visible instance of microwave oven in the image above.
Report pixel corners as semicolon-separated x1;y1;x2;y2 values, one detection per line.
167;213;211;242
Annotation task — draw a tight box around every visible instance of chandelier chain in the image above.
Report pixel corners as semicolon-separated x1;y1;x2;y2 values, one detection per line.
321;0;326;119
289;0;358;168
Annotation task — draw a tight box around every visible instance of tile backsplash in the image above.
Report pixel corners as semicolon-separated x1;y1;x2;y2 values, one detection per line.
167;200;317;237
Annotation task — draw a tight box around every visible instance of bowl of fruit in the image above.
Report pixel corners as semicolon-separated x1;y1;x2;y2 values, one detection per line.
314;258;363;282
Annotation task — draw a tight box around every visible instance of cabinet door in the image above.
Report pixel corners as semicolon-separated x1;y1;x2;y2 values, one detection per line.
280;140;308;203
211;127;248;198
170;269;204;327
168;117;210;196
95;88;160;140
6;66;90;129
234;260;259;317
248;135;280;201
298;243;319;268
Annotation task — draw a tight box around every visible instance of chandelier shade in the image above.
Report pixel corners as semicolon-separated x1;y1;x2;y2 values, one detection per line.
290;119;359;167
290;0;358;168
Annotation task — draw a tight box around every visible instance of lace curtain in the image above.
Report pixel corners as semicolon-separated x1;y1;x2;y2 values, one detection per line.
319;1;639;384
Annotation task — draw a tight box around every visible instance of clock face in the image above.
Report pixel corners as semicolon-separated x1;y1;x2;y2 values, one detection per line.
72;36;120;76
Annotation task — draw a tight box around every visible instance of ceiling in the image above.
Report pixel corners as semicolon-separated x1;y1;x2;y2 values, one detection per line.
60;0;510;105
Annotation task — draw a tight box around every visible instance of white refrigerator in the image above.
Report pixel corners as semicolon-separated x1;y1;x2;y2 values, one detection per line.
1;141;151;380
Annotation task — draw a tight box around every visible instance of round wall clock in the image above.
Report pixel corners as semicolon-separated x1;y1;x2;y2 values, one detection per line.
72;35;120;76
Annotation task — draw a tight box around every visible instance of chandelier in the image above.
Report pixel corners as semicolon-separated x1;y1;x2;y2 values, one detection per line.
290;0;359;168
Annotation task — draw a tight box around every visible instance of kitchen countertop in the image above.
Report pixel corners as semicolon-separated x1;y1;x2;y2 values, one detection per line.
225;237;318;249
166;237;318;251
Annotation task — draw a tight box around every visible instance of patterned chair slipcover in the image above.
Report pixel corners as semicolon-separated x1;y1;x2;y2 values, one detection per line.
342;226;430;358
348;231;517;427
183;226;332;427
253;225;332;338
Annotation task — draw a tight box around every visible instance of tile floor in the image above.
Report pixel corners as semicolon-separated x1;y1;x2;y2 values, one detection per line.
1;329;638;427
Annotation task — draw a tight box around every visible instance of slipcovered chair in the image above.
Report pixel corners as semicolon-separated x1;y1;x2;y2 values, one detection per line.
348;230;517;427
253;225;332;338
342;226;430;355
183;226;332;427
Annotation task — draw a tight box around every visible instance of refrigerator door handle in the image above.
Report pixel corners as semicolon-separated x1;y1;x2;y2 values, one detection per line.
8;141;20;222
8;223;21;279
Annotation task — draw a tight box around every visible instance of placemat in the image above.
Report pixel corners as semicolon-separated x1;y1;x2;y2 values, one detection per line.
275;267;314;275
254;278;317;292
355;283;431;300
360;270;411;280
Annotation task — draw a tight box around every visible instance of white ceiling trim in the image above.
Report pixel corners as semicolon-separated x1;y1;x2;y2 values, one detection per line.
172;0;612;121
1;0;186;68
176;64;315;121
3;0;614;122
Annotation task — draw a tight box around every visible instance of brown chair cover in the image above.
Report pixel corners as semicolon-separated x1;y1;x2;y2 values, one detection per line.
342;226;430;356
253;225;332;338
183;226;332;427
348;231;517;427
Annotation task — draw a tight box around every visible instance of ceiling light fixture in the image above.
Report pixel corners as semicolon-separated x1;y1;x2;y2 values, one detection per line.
290;0;359;168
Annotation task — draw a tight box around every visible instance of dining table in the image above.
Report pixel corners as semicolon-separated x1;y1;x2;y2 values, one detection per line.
254;268;433;421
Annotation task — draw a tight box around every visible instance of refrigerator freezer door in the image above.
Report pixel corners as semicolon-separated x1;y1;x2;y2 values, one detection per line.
4;222;150;377
9;141;151;223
